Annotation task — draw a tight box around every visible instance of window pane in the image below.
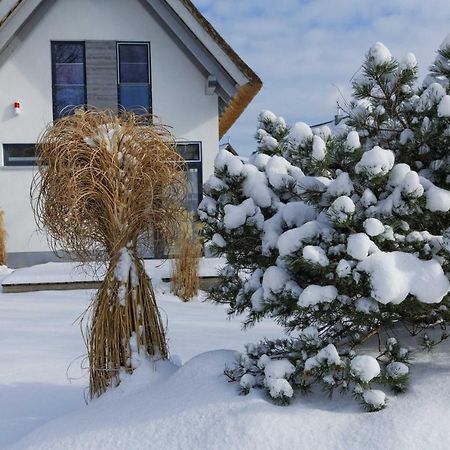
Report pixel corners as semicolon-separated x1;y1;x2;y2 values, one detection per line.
177;143;200;161
53;43;84;63
3;144;37;166
55;63;85;84
52;42;85;119
119;44;148;63
54;86;85;116
186;166;200;211
119;62;149;83
119;85;150;113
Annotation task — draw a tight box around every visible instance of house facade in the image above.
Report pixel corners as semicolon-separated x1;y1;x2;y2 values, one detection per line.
0;0;261;267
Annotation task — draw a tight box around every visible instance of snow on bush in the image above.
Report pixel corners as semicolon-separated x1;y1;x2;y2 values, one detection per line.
223;198;260;230
302;245;329;266
362;390;386;411
357;251;450;304
363;218;384;237
304;344;342;371
386;361;409;379
201;36;450;411
355;146;395;178
368;42;392;65
350;355;380;382
298;285;337;308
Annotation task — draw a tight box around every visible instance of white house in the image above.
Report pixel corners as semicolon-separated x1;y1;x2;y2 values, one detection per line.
0;0;261;267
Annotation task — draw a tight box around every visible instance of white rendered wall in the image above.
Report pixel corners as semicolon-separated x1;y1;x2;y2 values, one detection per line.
0;0;219;260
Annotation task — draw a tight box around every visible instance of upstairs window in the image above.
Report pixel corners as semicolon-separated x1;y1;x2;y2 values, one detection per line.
117;43;151;114
51;42;86;118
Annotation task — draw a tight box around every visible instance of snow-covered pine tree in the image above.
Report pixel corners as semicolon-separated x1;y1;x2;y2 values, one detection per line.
398;35;450;190
349;37;450;195
347;42;417;151
199;41;450;411
199;118;300;323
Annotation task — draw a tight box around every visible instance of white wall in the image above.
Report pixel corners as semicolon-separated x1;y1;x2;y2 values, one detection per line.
0;0;219;260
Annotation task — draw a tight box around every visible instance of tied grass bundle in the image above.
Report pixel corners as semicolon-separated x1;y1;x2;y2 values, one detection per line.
32;109;187;398
0;210;6;265
170;211;202;301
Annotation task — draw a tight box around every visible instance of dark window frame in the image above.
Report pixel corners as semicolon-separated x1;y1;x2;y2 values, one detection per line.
51;41;87;120
116;42;152;114
3;143;38;166
176;141;203;211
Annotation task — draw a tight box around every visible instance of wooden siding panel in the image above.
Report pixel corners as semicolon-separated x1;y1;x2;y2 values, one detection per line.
85;40;117;111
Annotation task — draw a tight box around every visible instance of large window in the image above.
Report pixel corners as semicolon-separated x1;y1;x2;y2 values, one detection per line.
51;42;86;119
176;142;202;212
117;43;151;114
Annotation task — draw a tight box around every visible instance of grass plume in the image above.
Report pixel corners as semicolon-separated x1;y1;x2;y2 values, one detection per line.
32;109;187;398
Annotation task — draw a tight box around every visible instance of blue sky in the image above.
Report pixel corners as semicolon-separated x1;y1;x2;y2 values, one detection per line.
195;0;450;156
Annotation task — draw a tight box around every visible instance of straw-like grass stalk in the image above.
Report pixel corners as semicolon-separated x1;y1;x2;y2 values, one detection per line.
170;211;202;301
31;109;187;398
0;210;6;266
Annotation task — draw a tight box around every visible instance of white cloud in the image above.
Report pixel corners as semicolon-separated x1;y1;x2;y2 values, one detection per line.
195;0;450;155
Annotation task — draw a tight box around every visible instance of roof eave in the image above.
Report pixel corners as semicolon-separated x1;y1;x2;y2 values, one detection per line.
0;0;23;29
219;78;262;139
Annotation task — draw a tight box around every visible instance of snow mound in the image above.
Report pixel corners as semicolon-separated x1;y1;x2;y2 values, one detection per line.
6;343;450;450
3;288;450;450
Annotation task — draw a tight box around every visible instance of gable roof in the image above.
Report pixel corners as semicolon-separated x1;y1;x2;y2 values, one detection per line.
0;0;262;138
176;0;262;137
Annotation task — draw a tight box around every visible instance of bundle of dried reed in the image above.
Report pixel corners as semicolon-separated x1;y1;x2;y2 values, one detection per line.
32;109;187;398
170;211;202;301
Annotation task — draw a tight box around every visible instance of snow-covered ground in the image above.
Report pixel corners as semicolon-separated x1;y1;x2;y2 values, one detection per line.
2;257;225;286
1;285;450;449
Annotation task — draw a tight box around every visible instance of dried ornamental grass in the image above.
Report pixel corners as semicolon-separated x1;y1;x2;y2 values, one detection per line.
170;211;202;301
31;110;187;398
0;210;6;265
